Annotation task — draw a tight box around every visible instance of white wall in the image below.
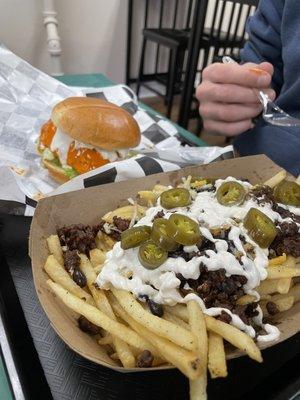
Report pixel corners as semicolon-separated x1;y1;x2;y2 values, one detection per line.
0;0;127;83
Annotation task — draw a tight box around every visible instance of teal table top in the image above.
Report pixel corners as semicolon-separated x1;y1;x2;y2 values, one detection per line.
56;73;206;147
0;352;13;400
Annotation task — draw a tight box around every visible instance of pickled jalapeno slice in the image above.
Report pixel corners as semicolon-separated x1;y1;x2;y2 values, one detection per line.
216;181;246;206
190;177;215;189
244;208;277;248
160;188;191;209
121;226;151;250
138;240;168;269
150;218;179;251
166;214;201;246
273;180;300;207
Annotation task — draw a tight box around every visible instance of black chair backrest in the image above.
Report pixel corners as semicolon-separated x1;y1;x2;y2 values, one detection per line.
177;0;259;128
143;0;195;30
204;0;258;61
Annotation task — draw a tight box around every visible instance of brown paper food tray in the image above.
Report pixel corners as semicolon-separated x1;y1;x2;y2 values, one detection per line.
29;155;300;373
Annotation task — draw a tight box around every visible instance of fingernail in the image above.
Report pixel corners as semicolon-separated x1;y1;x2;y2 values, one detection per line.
249;67;268;76
249;67;270;85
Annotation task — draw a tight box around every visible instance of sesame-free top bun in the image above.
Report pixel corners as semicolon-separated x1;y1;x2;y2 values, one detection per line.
51;97;141;151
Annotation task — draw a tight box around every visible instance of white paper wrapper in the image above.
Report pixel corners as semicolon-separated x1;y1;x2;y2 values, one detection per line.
0;46;234;216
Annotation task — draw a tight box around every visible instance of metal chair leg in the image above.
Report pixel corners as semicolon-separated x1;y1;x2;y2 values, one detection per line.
136;37;147;97
166;47;179;118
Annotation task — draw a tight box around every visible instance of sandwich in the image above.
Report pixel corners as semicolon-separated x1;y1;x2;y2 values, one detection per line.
37;97;141;183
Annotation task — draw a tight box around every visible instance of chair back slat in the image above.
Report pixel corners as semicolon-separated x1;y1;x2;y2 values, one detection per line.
215;1;227;40
224;1;238;45
144;0;149;28
173;0;180;28
159;0;165;28
185;0;195;29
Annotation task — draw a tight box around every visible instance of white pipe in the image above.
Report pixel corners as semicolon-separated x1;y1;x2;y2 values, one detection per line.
43;0;63;76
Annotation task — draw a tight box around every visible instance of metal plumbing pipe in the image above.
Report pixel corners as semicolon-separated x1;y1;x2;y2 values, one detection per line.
43;0;63;76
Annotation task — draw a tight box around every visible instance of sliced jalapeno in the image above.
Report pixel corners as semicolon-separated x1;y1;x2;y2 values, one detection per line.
160;188;191;209
121;226;151;250
216;181;246;206
151;218;179;251
190;176;215;189
244;208;277;248
166;214;201;246
273;180;300;207
138;240;168;269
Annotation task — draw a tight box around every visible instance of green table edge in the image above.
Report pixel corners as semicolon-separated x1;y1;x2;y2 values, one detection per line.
0;349;13;400
55;73;206;147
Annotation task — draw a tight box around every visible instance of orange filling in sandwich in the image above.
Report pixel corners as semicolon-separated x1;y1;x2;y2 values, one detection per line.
39;120;110;175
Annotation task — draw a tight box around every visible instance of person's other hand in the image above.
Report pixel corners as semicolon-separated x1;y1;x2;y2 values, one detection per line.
196;62;276;136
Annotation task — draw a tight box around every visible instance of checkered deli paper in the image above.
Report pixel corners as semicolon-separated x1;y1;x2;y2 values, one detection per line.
0;46;234;216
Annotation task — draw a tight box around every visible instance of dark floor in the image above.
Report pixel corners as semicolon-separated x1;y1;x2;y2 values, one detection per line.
142;94;227;146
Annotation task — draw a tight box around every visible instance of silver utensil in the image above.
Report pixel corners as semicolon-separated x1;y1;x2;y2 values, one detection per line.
222;56;300;127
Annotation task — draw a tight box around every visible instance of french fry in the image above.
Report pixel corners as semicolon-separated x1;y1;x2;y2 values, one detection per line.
257;278;291;296
208;332;227;378
261;294;294;315
102;205;146;223
296;175;300;185
110;353;119;361
44;255;94;304
267;265;300;279
289;283;300;303
98;334;113;346
190;376;207;400
188;301;208;400
263;170;286;188
138;190;157;206
236;294;256;305
187;301;207;372
79;255;135;368
277;278;292;294
93;264;104;274
47;235;64;265
112;288;196;351
205;316;262;363
163;311;190;331
89;248;106;268
109;293;201;380
95;231;116;251
165;304;189;322
47;280;159;355
268;254;287;266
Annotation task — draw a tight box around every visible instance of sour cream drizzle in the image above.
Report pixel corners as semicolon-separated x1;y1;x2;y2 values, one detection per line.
50;128;127;166
97;177;299;342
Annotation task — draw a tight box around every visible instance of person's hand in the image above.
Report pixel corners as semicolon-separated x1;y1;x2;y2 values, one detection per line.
196;62;276;136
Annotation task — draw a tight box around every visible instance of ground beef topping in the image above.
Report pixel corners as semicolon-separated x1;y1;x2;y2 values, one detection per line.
112;216;130;232
270;221;300;257
152;210;165;221
251;185;274;204
136;350;154;368
272;203;300;224
98;217;130;241
63;250;80;273
57;224;99;255
78;315;100;335
177;265;259;324
266;301;279;316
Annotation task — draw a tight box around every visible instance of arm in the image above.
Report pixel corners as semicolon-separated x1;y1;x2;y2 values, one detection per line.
241;0;284;94
196;0;283;136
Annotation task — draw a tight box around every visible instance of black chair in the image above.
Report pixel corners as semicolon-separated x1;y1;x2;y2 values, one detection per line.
135;0;195;118
178;0;259;130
